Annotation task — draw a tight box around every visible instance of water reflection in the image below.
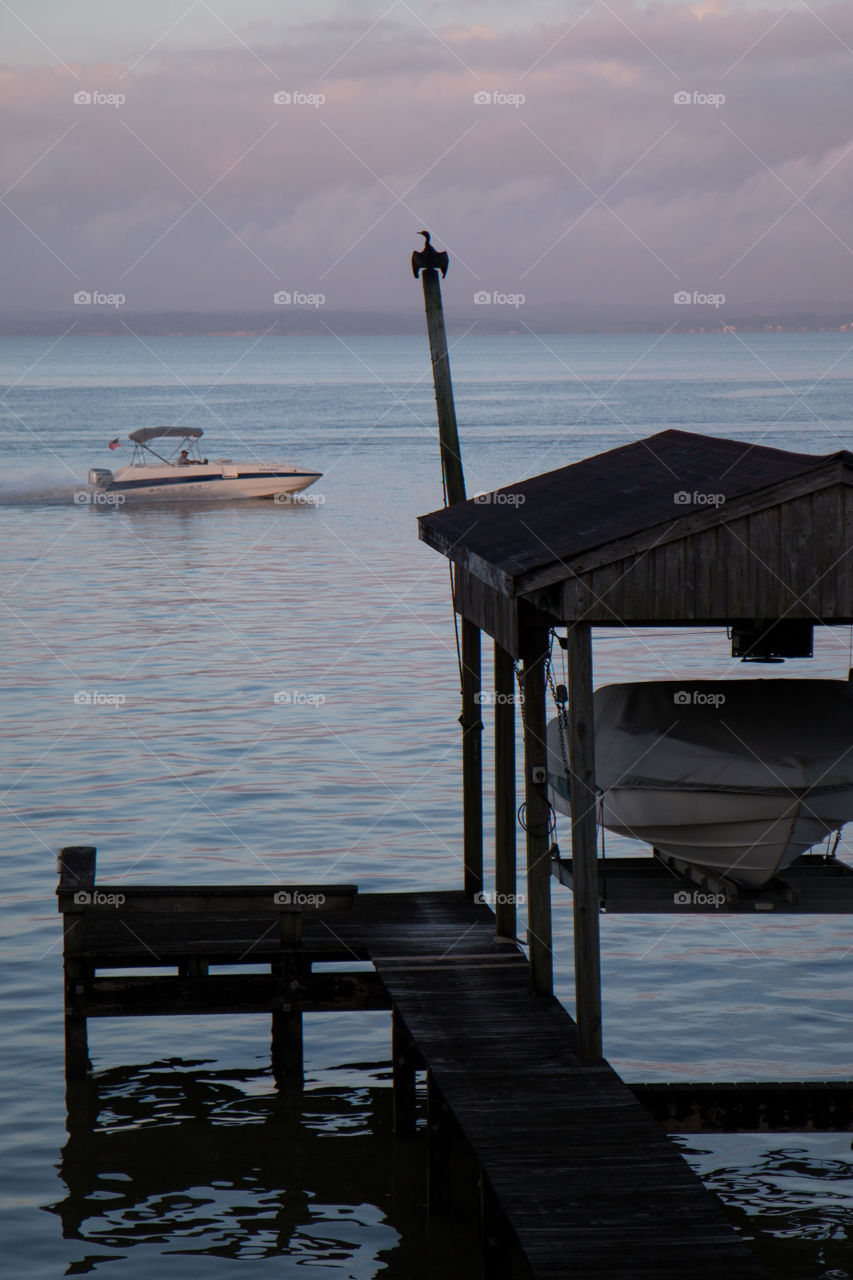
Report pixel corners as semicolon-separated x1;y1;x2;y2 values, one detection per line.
50;1060;478;1278
678;1135;853;1279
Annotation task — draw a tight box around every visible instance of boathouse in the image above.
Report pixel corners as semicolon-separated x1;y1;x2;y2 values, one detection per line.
419;427;853;1054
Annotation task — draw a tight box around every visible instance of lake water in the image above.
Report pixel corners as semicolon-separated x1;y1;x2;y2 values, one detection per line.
2;331;853;1278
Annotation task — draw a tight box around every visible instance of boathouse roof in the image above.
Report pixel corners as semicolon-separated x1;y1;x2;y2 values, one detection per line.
418;429;853;654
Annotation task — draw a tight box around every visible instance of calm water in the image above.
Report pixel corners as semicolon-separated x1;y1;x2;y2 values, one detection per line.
3;332;853;1278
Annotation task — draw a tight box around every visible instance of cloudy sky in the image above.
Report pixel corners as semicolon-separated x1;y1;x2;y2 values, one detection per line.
2;0;853;315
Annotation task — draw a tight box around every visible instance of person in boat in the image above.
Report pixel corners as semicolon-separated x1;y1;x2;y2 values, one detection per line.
177;450;192;465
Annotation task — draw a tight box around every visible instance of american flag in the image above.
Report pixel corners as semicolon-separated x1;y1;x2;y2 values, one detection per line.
108;438;121;450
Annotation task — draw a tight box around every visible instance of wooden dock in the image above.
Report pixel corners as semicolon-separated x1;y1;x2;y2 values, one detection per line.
59;851;767;1279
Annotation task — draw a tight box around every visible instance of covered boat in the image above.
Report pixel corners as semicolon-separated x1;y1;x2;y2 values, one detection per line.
547;679;853;887
88;427;322;501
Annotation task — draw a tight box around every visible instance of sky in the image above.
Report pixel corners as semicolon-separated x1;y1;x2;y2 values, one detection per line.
2;0;853;316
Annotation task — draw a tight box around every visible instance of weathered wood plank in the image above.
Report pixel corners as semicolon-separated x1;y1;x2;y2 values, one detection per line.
57;884;356;914
69;971;389;1016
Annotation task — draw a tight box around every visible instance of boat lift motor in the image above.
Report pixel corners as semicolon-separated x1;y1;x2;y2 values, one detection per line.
730;619;813;663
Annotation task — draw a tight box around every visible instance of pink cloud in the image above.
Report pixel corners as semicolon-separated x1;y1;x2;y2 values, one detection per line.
1;2;853;313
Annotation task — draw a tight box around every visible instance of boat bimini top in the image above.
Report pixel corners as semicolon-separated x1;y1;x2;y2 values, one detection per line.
127;426;205;466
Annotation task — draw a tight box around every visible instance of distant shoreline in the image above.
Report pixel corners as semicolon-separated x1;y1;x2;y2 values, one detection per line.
1;309;853;338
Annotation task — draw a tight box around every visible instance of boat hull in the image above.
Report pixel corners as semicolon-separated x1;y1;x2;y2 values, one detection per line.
600;787;853;887
547;679;853;888
99;462;322;502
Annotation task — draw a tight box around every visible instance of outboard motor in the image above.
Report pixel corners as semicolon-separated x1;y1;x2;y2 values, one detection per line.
88;468;114;487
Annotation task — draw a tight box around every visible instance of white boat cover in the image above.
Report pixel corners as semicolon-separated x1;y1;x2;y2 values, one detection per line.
549;679;853;798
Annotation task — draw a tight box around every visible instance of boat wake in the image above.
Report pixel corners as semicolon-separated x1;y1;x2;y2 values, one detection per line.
0;476;92;506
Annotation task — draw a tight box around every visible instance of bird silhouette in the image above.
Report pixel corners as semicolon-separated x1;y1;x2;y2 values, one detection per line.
411;230;449;278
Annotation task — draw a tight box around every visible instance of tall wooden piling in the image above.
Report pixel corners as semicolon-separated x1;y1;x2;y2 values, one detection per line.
415;241;483;901
418;262;465;507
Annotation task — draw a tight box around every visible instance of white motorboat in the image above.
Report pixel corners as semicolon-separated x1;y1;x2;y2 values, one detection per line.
547;679;853;888
88;427;322;501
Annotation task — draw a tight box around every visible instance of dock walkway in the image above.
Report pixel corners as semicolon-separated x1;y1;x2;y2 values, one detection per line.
59;859;766;1279
328;892;765;1279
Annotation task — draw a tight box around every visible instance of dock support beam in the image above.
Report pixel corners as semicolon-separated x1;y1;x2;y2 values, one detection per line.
494;642;516;938
462;618;483;899
566;622;602;1060
520;627;553;996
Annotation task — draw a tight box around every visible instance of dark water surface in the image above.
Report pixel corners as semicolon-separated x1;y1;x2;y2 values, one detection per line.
3;333;853;1276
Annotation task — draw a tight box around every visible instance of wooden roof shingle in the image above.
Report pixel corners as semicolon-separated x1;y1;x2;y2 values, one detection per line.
418;428;853;598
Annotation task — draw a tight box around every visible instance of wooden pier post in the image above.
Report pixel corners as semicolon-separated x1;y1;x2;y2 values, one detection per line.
392;1009;417;1135
271;1011;304;1089
271;910;305;1089
415;242;483;901
57;846;96;1080
493;642;516;938
520;628;553;996
566;622;602;1060
417;260;465;507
